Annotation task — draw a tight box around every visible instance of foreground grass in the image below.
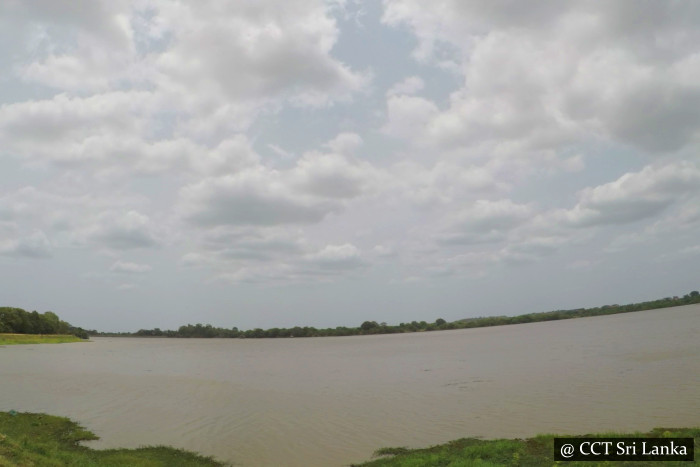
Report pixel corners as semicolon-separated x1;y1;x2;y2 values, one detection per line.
1;413;696;467
355;428;700;466
0;412;224;466
0;334;84;346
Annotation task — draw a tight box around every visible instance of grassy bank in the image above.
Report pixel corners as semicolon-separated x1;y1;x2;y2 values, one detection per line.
0;411;223;466
0;334;84;345
355;427;699;466
1;413;697;467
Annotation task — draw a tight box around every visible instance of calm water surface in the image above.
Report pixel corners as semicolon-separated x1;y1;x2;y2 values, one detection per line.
1;305;699;466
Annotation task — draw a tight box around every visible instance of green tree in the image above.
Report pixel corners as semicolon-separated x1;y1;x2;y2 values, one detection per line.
360;321;379;332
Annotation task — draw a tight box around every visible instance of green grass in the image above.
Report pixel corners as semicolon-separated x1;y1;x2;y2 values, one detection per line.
355;428;700;466
0;334;84;345
2;413;696;467
0;412;224;466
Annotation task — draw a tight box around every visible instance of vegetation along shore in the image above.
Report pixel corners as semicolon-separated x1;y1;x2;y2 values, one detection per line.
0;334;83;346
0;412;221;467
115;290;699;339
0;412;696;466
354;427;700;466
2;290;698;342
0;307;89;341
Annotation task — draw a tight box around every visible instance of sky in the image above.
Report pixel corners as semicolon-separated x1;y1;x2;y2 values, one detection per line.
1;0;699;332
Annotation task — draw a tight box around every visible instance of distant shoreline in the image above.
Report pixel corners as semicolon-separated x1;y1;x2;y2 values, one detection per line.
92;289;700;339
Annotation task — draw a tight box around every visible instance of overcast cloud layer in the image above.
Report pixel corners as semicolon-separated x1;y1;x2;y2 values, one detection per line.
1;0;699;331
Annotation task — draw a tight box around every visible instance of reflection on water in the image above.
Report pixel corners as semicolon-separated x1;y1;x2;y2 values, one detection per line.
1;305;698;466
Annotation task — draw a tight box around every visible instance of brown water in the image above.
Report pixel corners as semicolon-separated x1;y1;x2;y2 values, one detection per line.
1;305;699;466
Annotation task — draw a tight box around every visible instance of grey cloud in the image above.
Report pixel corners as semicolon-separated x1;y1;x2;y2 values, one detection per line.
602;86;700;154
2;0;131;47
155;0;367;105
499;236;564;264
0;230;52;259
568;199;670;227
0;92;147;143
0;92;155;170
563;51;700;154
567;162;700;227
0;93;260;174
304;243;367;272
89;229;159;250
187;238;368;284
1;0;140;92
389;162;506;209
110;261;152;274
0;0;368;174
216;263;298;285
324;132;363;155
593;2;700;61
386;76;424;97
382;94;439;140
181;172;340;227
437;199;532;245
87;211;160;250
383;1;700;157
292;151;374;199
0;186;155;248
384;1;700;61
205;231;305;262
182;137;377;229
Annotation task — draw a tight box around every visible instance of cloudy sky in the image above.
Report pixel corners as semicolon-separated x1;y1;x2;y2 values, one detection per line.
1;0;699;332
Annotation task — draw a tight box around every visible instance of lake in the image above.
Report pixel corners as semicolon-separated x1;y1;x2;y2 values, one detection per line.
1;305;698;466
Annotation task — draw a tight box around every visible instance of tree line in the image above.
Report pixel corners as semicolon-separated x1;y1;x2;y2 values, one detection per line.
0;307;90;339
93;289;700;339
